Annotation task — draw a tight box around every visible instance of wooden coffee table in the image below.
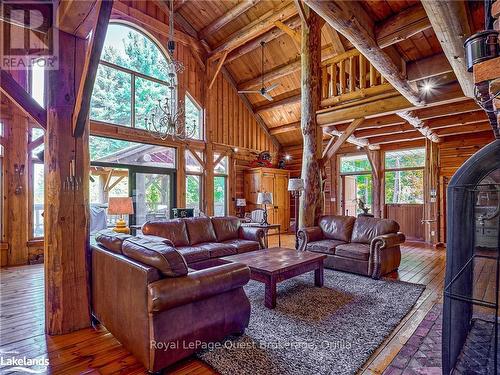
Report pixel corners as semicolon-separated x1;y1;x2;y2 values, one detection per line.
222;247;327;309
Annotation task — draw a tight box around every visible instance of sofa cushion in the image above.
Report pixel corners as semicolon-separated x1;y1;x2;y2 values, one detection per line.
211;216;241;242
319;215;356;242
335;243;370;261
351;216;400;244
197;242;237;258
122;237;188;277
176;246;211;264
307;239;346;255
223;239;260;254
185;217;217;245
141;220;189;247
95;230;131;254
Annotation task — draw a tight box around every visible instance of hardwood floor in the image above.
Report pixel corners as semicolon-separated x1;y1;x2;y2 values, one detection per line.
0;236;446;374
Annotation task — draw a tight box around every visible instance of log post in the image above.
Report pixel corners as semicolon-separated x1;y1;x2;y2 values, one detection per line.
44;31;91;335
299;6;322;228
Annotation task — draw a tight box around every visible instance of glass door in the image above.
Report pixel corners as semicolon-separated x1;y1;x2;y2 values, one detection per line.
133;171;174;224
341;174;373;216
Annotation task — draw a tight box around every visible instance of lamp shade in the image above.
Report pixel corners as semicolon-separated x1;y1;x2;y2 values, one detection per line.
108;197;134;215
236;198;246;207
257;192;273;205
288;178;304;191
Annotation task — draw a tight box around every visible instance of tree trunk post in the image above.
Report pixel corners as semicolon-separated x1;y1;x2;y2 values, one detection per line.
299;6;322;228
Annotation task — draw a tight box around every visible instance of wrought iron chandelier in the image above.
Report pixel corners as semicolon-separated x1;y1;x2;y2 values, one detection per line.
144;0;196;141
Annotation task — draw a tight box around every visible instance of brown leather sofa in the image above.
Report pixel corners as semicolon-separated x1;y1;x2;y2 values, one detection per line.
298;215;405;279
141;216;265;268
91;233;251;373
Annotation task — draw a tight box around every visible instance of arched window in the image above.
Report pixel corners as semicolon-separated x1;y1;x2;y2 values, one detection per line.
90;23;174;129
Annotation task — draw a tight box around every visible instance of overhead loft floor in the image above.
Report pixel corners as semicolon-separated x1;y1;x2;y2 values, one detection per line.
0;235;448;375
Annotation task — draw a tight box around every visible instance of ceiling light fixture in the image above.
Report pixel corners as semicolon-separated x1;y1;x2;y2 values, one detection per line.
422;82;434;93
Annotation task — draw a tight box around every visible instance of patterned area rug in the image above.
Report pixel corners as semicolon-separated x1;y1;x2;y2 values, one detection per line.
198;269;425;375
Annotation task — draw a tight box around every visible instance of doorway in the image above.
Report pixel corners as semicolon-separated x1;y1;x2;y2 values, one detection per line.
341;174;373;216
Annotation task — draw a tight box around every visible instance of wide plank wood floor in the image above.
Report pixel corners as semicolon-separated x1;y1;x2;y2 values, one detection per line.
0;235;446;374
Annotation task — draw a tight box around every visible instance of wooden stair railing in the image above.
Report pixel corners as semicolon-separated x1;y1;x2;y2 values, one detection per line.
320;49;394;107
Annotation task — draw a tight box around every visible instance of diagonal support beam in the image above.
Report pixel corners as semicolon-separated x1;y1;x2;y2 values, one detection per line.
208;51;229;90
274;20;301;50
0;70;47;129
72;0;113;137
322;117;365;163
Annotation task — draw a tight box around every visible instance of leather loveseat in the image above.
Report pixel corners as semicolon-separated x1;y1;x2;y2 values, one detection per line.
298;215;405;279
140;216;265;267
91;233;252;373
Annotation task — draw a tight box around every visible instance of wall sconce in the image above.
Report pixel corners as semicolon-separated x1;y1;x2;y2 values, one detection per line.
14;164;25;195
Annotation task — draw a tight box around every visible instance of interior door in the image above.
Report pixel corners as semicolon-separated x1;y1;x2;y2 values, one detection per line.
274;173;289;231
343;175;357;216
262;172;275;224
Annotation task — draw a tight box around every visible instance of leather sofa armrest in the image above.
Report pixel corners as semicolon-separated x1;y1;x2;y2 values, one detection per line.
369;232;405;279
239;227;266;249
297;226;323;251
147;263;251;313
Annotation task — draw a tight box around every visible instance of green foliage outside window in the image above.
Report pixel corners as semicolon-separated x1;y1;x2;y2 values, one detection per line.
340;155;372;173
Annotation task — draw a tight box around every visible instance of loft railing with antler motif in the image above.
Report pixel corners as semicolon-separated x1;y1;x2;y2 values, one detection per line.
320;49;395;107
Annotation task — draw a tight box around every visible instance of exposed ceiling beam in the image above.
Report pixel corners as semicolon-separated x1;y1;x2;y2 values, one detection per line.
317;82;464;125
255;89;301;114
421;0;474;97
225;16;301;64
407;53;452;82
72;0;114;137
274;20;301;50
238;45;336;90
173;0;187;12
433;122;493;137
210;2;296;58
221;68;281;150
293;0;307;25
199;0;259;40
0;70;47;129
375;4;431;49
270;121;301;135
367;130;424;145
354;123;414;139
426;110;488;129
396;110;441;142
304;0;423;106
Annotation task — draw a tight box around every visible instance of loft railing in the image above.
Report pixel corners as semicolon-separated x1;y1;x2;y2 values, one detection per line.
320;49;394;107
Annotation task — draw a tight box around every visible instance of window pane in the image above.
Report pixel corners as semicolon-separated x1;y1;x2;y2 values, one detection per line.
186;175;201;215
185;150;203;173
90;64;132;126
214;176;226;216
135;76;170;129
385;170;424;204
385;148;425;169
185;94;202;140
101;24;171;81
340;154;372;173
90;136;176;169
214;154;228;174
30;128;44;158
31;61;44;107
33;163;44;237
134;173;171;223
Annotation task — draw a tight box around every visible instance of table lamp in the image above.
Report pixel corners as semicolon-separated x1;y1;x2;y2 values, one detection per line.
108;197;134;234
288;178;304;249
236;198;246;218
257;192;273;225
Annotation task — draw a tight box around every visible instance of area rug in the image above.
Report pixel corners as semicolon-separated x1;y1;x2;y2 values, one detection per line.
197;269;425;375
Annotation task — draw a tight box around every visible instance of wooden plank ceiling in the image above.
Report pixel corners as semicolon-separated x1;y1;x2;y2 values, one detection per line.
150;0;487;147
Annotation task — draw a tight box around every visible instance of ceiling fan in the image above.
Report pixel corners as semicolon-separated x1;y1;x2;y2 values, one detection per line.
238;41;280;101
